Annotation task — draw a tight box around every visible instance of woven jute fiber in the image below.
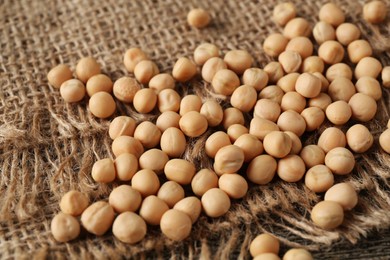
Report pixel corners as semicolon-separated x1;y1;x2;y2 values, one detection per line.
1;0;390;258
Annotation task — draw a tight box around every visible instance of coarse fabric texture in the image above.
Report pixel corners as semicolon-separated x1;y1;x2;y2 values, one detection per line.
0;0;390;259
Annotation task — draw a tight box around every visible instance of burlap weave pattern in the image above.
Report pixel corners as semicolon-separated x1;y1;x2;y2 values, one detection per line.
0;0;389;258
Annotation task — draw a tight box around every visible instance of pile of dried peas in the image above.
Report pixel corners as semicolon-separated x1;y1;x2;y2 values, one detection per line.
47;1;390;258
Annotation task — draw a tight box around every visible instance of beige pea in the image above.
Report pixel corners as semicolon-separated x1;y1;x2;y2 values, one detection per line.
285;37;313;59
113;76;140;103
318;41;344;65
191;169;219;196
156;111;181;132
205;131;232;158
325;147;355;175
51;212;80;242
273;2;296;26
283;248;313;260
230;85;257;112
254;253;281;260
263;131;292;158
283;18;311;39
213;145;245;175
81;201;115;236
250;233;280;257
311;201;344;230
201;188;231;217
218;173;248;199
200;99;223;127
278;50;302;73
224;50;253;75
160;209;192;241
91;158;116;183
164;159;196;185
234;133;264;162
348;93;377;122
76;57;101;83
187;8;211;28
131;169;160;197
277;110;306;136
382;66;390;88
336;23;361;46
326;63;353;82
313;21;336;45
313;72;330;92
201;57;227;83
157;181;185;208
172;57;197;82
258;85;284;104
89;91;116;118
60;79;86;103
48;64;73;89
300;145;325;168
243;68;269;91
277;73;299;93
318;127;346;153
249;117;280;140
277;155;306;182
363;0;387;24
109;185;142;213
179;94;202;116
264;62;285;83
222;107;244;129
227;124;248;142
281;91;306;113
114;153;138;181
212;69;240;95
285;131;302;155
148;73;175;93
112;212;147;244
295;73;321;98
325;183;358;210
254;99;281;122
194;43;219;65
112;136;144;158
263;33;289;57
139;195;169;225
302;56;324;73
355;57;382;80
60;190;89;216
139;149;169;174
109;116;136;140
179;111;208;137
325;101;352;125
305;165;334;193
300;107;325;132
134;60;159;84
345;124;374;153
247;154;277;184
160;127;187;158
173;197;202;223
355;77;382;101
327;77;356;102
379;128;390;153
134;121;161;149
347;40;372;64
123;48;148;73
319;3;345;26
86;74;113;96
133;88;157;113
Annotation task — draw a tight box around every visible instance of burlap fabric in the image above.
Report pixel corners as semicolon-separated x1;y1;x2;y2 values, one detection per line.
1;0;390;258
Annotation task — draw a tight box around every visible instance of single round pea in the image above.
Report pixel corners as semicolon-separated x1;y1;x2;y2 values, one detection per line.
348;93;377;122
302;56;324;73
76;57;101;83
148;73;175;93
156;111;181;132
131;169;160;197
81;201;115;236
277;155;306;182
172;57;197;82
264;62;285;83
355;77;382;101
258;85;284;104
139;148;169;174
160;209;192;241
313;72;330;92
194;43;219;65
60;190;89;217
283;18;311;39
281;91;306;113
179;94;202;116
254;253;281;260
326;63;353;82
347;40;373;64
379;129;390;153
91;158;116;183
224;50;253;75
318;40;344;65
114;153;138;181
201;57;227;83
187;8;211;28
295;73;321;98
134;60;159;84
48;64;73;89
363;0;387;24
300;107;325;132
230;85;257;112
277;73;300;93
133;88;157;113
355;57;382;80
283;248;313;260
218;173;248;199
205;131;231;158
86;74;113;96
113;76;140;103
200;99;223;127
285;131;302;155
300;145;325;168
123;48;148;73
109;185;142;213
285;37;313;59
51;212;80;242
311;201;344;230
160;127;187;158
173;196;202;223
305;165;334;193
254;99;281;122
319;3;345;26
60;79;86;103
346;124;373;153
318;127;346;153
313;21;336;45
246;155;277;184
109;116;136;140
277;110;306;136
192;169;219;197
134;121;161;149
139;195;169;225
179;111;208;137
243;68;269;91
382;66;390;88
158;181;185;208
328;77;356;102
325;147;355;175
112;136;144;158
325;101;352;125
324;183;358;210
227;124;248;142
89;91;116;118
336;23;361;46
273;2;296;26
164;159;196;185
222;107;244;130
212;69;240;95
250;233;280;257
263;131;292;158
214;145;245;175
278;50;302;73
201;188;231;217
234;133;264;162
308;93;332;111
263;33;289;57
250;117;280;140
112;212;147;244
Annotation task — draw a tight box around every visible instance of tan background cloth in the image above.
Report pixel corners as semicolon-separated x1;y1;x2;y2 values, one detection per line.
0;0;389;258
